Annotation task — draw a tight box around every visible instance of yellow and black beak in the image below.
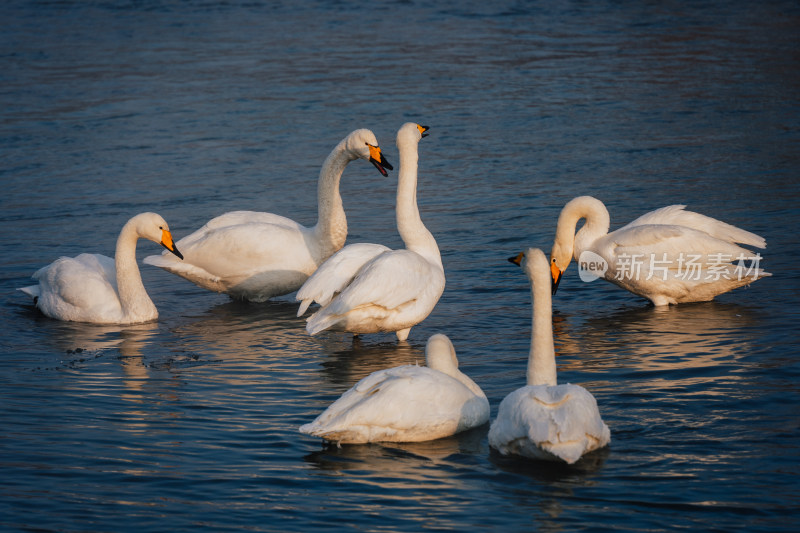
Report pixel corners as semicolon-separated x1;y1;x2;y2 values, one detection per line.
507;252;524;266
161;229;184;260
551;261;563;296
367;143;393;177
417;124;429;138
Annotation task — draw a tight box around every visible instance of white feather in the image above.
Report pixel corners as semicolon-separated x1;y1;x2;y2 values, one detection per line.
300;334;489;443
297;123;444;341
143;129;391;302
489;248;610;464
550;196;769;306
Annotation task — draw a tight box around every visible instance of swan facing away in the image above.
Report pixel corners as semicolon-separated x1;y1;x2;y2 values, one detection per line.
19;213;184;325
300;333;489;444
296;123;444;341
144;129;392;302
549;196;769;306
489;248;610;464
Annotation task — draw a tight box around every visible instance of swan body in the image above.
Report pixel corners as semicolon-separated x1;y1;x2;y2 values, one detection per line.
297;123;444;341
550;196;769;306
143;129;392;302
19;213;183;325
489;248;610;464
300;333;489;444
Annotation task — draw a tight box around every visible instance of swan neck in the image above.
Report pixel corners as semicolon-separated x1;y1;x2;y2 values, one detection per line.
114;222;154;317
555;196;610;259
314;140;350;252
396;141;441;266
527;260;557;387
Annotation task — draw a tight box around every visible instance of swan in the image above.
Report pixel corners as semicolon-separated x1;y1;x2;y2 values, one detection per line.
143;129;392;302
296;123;444;341
19;212;184;325
488;248;611;464
548;196;770;306
300;333;489;444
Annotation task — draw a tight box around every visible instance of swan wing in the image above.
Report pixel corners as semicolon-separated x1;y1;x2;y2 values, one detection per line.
29;254;122;320
619;205;765;248
144;214;315;292
296;243;390;316
323;249;440;316
608;224;760;265
300;365;486;443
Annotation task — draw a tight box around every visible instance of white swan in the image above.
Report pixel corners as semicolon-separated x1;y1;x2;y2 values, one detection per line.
143;129;392;302
300;333;489;444
488;248;611;464
296;123;444;341
549;196;770;306
19;213;183;325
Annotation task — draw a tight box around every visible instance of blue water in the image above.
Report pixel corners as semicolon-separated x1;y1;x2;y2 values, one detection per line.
2;1;799;531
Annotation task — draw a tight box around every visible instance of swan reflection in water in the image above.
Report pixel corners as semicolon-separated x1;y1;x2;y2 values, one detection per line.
304;423;487;474
170;298;318;357
553;301;761;384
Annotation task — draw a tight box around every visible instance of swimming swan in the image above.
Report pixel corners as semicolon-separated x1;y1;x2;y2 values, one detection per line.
488;248;610;464
548;196;769;306
19;212;183;324
143;129;392;302
300;333;489;444
296;123;444;341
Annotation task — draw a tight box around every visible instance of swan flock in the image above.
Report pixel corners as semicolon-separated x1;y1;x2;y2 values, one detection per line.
19;121;769;462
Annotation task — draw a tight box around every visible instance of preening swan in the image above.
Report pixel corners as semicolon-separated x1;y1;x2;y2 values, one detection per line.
296;123;444;341
488;248;610;464
300;333;489;444
549;196;769;306
143;129;392;302
19;213;183;325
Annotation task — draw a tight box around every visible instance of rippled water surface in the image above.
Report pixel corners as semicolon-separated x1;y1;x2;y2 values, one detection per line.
2;1;799;531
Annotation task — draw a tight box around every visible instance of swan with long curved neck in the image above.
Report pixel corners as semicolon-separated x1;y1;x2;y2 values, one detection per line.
143;129;392;302
549;196;769;306
19;212;184;324
300;333;489;443
296;123;444;341
488;248;610;464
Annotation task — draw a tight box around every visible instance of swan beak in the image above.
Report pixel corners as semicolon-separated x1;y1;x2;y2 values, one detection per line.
417;124;429;138
508;252;524;266
551;262;563;295
161;229;184;260
367;144;393;176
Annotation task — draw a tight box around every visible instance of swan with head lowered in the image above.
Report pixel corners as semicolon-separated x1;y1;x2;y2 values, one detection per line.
548;196;769;306
489;248;610;464
296;123;444;342
19;212;184;325
300;333;489;444
143;129;392;302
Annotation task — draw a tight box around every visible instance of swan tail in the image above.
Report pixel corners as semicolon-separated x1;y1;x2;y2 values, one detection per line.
297;299;312;317
18;285;40;300
143;253;179;268
305;311;341;336
143;253;224;291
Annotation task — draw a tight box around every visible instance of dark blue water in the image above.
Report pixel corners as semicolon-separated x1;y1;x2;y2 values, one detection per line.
2;1;799;531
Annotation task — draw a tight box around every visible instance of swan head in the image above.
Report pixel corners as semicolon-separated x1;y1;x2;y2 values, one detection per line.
549;242;571;295
425;333;458;374
508;248;557;294
548;196;609;296
128;212;183;260
345;129;393;176
396;122;429;148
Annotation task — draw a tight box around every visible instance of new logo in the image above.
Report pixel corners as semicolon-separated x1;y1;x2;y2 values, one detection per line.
578;250;608;283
